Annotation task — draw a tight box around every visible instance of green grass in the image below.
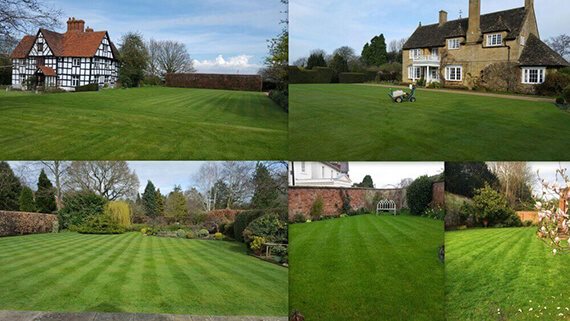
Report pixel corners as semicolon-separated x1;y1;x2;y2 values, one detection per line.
289;214;444;321
0;87;287;160
289;84;570;160
0;232;288;316
446;227;570;320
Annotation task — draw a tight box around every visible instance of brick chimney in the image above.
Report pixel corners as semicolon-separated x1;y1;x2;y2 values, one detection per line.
439;10;448;26
466;0;481;43
67;17;85;33
85;26;94;32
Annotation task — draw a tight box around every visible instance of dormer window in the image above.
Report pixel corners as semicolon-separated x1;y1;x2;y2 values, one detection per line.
448;38;461;50
486;33;503;47
409;49;422;59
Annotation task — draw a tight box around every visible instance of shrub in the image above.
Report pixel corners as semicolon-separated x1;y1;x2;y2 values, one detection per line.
288;66;334;84
339;190;352;214
58;192;107;230
104;201;131;228
77;215;125;234
52;220;59;233
377;63;402;82
269;89;288;112
338;73;366;83
557;96;566;104
214;232;223;240
223;222;235;239
19;186;36;212
469;185;517;227
423;207;445;220
185;231;195;239
407;176;433;215
292;212;306;223
197;229;209;238
536;73;570;96
563;85;570;103
250;236;266;255
340;214;348;218
310;196;324;220
242;214;288;245
176;229;187;238
428;81;442;89
416;76;426;87
233;209;265;242
523;220;535;227
0;211;58;236
75;83;99;92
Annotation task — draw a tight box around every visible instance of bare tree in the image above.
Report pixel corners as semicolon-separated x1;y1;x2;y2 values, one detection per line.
193;162;221;211
222;161;254;208
147;39;196;77
398;178;414;189
292;57;307;68
546;34;570;60
39;161;69;210
0;0;62;42
488;162;535;209
66;161;139;201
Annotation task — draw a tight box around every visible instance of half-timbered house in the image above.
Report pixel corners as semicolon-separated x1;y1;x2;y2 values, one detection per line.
10;18;120;91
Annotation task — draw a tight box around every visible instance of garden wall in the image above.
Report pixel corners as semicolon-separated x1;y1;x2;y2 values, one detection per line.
165;73;262;92
0;211;58;237
432;181;445;208
517;211;538;224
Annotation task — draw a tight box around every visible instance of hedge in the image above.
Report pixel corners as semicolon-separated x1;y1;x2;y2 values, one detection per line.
75;83;99;92
233;207;287;242
339;72;366;83
166;73;262;92
0;211;58;236
289;66;334;84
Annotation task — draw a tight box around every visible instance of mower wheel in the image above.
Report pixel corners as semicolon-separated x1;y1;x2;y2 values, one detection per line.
410;97;416;102
395;97;403;103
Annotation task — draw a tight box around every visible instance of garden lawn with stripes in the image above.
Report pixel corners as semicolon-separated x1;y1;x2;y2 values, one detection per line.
289;84;570;161
0;232;288;316
446;227;570;321
0;87;287;160
289;214;444;321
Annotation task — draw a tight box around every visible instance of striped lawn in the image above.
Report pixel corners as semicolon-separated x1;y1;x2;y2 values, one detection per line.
446;228;570;321
0;232;288;316
289;84;570;161
0;87;287;160
289;215;444;321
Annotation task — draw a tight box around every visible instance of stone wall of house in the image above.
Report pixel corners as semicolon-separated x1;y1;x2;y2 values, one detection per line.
0;211;58;237
165;73;263;92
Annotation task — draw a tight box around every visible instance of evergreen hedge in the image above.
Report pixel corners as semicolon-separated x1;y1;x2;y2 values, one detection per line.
289;66;334;84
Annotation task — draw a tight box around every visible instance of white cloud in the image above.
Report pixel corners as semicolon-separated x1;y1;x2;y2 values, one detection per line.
193;54;261;74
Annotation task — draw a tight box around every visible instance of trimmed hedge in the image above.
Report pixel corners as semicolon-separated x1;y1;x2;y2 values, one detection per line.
0;211;58;236
166;73;262;92
75;83;99;92
289;66;334;84
339;72;366;83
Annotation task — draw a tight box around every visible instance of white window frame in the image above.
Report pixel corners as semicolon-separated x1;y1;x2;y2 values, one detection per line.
72;76;80;87
522;67;546;84
409;49;422;60
430;48;439;58
486;33;503;47
520;35;526;46
72;58;81;67
448;38;461;50
407;66;422;80
445;65;463;82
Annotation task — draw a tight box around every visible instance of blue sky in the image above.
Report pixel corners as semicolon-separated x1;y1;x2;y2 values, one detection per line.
290;0;569;62
42;0;286;74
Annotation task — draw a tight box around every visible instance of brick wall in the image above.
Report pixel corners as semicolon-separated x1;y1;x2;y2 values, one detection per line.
432;181;445;208
517;211;539;224
0;211;58;237
165;73;262;92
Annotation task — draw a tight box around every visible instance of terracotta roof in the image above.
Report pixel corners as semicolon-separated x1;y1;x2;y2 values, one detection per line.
10;35;35;59
37;66;57;76
403;7;527;49
519;34;569;67
10;28;119;59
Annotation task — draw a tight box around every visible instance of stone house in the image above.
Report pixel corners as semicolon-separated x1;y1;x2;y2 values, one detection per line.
402;0;568;92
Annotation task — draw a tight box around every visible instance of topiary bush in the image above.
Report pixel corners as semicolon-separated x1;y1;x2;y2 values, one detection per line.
77;215;125;234
197;228;209;238
185;231;195;239
406;175;433;215
250;236;266;255
214;232;223;240
58;192;107;230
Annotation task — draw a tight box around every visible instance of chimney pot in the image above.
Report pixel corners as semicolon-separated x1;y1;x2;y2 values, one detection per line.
67;18;86;33
439;10;448;26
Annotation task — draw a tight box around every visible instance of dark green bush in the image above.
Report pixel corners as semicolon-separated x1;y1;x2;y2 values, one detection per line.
77;215;125;234
557;96;566;104
58;192;107;229
233;209;265;242
407;176;433;215
289;66;334;84
292;213;306;223
269;89;288;112
562;85;570;103
468;185;519;227
75;83;99;92
338;73;366;83
310;196;324;220
536;73;570;96
242;214;288;245
223;221;235;239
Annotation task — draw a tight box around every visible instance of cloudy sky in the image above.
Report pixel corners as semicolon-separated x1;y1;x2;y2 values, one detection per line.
290;0;568;62
348;162;444;188
526;162;570;196
42;0;286;74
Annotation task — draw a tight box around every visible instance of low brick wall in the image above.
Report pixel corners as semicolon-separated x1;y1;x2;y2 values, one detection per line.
0;211;58;237
165;73;262;92
288;187;407;220
517;211;539;224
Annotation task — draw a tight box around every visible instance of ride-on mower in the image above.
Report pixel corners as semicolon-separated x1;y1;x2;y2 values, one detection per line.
388;84;417;103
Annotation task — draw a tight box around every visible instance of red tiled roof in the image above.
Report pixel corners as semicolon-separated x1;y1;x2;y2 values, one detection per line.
10;28;119;59
37;66;57;76
10;35;35;59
